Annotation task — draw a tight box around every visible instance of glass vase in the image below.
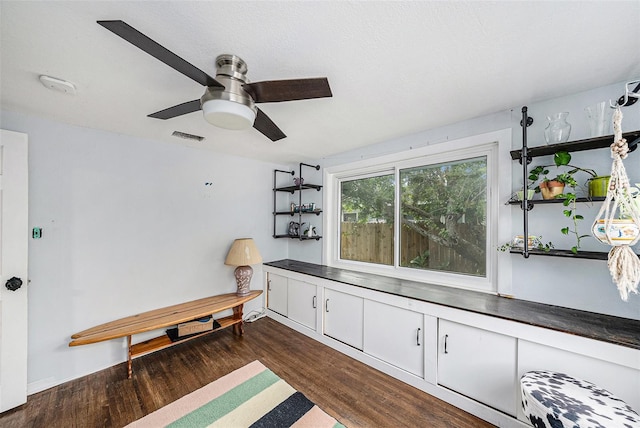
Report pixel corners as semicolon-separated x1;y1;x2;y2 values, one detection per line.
544;112;571;144
585;102;612;137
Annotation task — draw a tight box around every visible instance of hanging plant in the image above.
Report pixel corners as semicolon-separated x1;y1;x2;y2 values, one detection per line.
591;108;640;301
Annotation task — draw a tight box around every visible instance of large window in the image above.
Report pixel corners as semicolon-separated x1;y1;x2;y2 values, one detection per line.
399;157;487;276
325;130;509;293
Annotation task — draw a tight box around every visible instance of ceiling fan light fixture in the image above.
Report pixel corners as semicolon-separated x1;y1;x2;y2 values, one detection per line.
202;99;256;130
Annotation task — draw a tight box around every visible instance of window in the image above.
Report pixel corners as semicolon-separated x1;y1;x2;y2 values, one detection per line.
399;157;487;277
324;129;510;293
340;173;395;265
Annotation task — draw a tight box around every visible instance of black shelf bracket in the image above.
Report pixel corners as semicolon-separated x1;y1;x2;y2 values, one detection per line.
273;169;295;238
616;80;640;108
520;106;532;258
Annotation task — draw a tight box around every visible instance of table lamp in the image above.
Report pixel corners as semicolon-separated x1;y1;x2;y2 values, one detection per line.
224;238;263;296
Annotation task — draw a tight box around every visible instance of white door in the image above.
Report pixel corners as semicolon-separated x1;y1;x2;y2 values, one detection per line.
0;129;29;412
438;319;517;416
266;273;288;317
287;279;316;330
323;288;363;350
363;300;424;377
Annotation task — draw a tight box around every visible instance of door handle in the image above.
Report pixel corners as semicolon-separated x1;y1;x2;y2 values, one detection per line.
312;295;317;308
325;299;329;312
416;328;421;346
5;277;23;291
267;279;271;291
444;334;449;354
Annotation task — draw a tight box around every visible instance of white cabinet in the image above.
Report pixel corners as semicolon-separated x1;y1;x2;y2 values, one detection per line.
287;278;317;330
323;288;364;350
266;273;288;316
438;319;517;416
363;300;424;377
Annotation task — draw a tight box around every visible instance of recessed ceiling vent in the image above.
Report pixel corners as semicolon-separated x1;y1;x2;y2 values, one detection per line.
171;131;205;142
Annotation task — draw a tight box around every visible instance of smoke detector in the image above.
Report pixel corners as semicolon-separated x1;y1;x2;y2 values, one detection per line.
39;75;77;95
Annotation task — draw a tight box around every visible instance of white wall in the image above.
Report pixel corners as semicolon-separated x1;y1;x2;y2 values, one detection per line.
320;81;640;320
1;80;639;394
1;110;289;393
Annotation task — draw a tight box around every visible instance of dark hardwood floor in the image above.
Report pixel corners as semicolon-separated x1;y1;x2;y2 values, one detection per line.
1;317;494;427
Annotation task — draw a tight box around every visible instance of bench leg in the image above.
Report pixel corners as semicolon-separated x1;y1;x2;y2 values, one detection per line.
233;304;244;336
127;335;132;379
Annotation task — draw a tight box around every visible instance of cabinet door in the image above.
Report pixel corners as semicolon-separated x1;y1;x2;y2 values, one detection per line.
288;279;317;330
438;319;517;416
363;300;424;377
267;273;288;317
323;288;363;350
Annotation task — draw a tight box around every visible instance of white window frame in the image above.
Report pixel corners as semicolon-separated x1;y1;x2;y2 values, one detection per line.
323;129;513;294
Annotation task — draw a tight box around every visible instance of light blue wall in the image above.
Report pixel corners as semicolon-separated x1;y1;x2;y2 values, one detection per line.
318;81;640;319
1;110;289;392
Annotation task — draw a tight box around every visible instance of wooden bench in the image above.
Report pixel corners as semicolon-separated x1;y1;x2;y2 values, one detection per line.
69;290;262;378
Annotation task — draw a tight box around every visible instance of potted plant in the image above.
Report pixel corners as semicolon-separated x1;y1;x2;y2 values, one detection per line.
528;151;598;253
528;151;597;200
588;175;611;198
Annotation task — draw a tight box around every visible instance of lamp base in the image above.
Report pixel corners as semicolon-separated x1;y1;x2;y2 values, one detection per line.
234;265;253;296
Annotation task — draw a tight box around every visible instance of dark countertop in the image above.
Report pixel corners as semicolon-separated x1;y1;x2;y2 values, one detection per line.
264;259;640;350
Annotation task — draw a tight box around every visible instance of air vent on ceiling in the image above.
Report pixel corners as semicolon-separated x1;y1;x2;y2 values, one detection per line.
171;131;204;142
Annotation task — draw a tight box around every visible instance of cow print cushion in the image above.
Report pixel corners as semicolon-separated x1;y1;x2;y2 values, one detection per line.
521;371;640;428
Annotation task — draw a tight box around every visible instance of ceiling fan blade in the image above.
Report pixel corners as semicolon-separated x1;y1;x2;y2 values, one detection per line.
148;99;202;120
243;78;332;103
253;108;286;141
97;20;224;89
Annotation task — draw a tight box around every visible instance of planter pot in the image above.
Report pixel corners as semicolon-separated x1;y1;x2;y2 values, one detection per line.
588;176;610;198
592;219;640;246
516;189;535;201
539;181;565;200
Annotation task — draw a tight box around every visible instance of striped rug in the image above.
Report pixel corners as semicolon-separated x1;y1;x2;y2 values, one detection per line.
126;360;345;427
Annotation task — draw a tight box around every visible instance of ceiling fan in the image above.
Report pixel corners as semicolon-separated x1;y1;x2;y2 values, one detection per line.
97;20;333;141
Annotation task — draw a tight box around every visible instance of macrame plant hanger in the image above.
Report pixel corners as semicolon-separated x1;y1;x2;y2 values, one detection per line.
592;107;640;301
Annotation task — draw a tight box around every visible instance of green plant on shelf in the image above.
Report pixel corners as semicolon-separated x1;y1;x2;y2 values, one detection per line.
528;151;598;254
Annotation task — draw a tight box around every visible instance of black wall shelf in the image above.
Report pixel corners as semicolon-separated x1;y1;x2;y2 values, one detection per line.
512;106;639;258
507;197;605;206
272;163;323;241
509;248;640;261
510;130;640;160
275;184;323;193
510;248;607;260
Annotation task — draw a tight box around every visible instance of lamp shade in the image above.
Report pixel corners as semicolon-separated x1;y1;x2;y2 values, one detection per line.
224;238;263;266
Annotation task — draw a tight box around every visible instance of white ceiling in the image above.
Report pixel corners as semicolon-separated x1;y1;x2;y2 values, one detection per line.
1;1;639;164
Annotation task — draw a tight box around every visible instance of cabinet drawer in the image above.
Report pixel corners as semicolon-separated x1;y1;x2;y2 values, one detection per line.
363;300;424;377
323;289;363;350
438;319;517;416
288;279;317;330
266;273;288;316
